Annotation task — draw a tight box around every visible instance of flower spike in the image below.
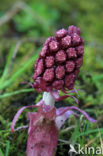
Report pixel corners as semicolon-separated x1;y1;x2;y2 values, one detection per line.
33;25;84;92
11;25;97;156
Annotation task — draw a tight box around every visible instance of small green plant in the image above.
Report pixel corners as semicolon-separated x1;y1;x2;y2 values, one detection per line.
0;141;10;156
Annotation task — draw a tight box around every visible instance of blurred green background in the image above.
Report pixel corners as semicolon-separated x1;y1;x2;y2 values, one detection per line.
0;0;103;156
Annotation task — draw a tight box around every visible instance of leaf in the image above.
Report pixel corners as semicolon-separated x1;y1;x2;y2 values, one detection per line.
5;141;10;156
77;128;103;138
0;88;34;99
72;117;81;144
0;149;4;156
0;44;15;84
0;47;41;90
93;74;103;82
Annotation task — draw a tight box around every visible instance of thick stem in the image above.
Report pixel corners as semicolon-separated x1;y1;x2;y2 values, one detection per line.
43;92;56;106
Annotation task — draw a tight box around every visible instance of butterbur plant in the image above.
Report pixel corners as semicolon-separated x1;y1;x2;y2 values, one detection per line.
11;25;97;156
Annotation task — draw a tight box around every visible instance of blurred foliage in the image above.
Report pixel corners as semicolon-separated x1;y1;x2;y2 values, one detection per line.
0;0;103;155
14;1;59;36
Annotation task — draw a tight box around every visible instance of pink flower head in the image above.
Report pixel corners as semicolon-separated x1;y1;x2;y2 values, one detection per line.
33;25;84;92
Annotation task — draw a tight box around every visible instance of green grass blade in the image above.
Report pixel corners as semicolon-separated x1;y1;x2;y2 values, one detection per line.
0;129;10;134
0;88;34;99
0;47;41;90
74;128;103;141
0;149;4;156
93;74;103;82
0;44;15;84
72;117;81;145
5;141;10;156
